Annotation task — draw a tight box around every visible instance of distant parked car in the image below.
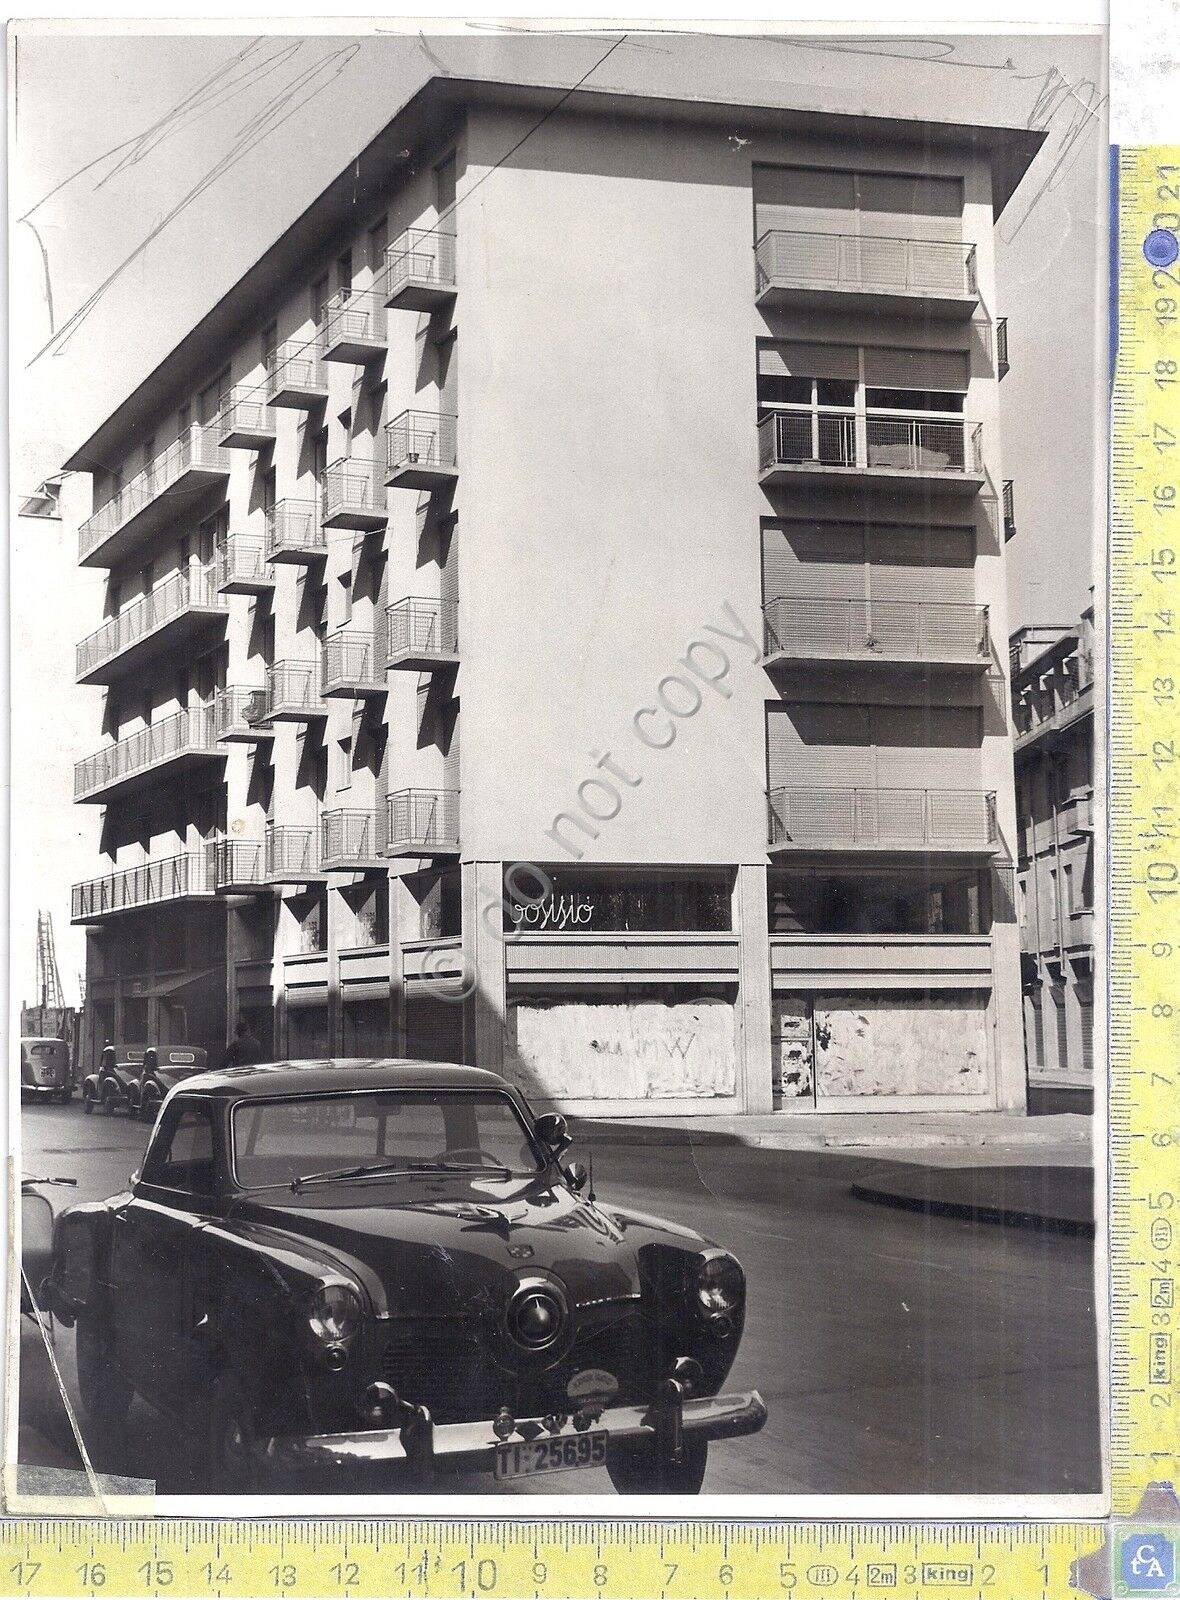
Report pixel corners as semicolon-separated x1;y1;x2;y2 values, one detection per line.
80;1044;140;1115
45;1059;766;1494
19;1038;74;1104
127;1046;209;1123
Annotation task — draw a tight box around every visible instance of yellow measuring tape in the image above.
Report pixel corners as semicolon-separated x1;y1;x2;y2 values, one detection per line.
1;146;1177;1600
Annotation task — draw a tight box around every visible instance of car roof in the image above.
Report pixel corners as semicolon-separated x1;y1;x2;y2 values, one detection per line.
170;1058;515;1101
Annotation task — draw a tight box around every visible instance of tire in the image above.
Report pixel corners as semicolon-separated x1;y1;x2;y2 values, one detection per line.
82;1090;94;1115
58;1089;72;1106
101;1082;117;1116
203;1375;263;1494
606;1437;708;1495
75;1310;133;1428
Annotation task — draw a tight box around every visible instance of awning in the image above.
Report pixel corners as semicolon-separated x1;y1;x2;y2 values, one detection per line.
125;965;223;999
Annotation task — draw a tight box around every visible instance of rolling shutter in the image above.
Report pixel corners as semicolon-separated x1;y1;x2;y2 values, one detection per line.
856;172;963;240
753;164;856;238
405;989;465;1062
868;525;976;604
763;522;866;602
758;341;859;381
863;346;969;392
872;705;980;787
767;703;874;789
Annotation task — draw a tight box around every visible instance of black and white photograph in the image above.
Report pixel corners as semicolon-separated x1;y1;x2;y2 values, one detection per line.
8;20;1106;1508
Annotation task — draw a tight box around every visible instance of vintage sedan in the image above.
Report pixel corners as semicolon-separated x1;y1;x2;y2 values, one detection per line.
45;1060;765;1493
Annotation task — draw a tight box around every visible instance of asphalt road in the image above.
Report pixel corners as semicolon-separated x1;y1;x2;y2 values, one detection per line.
17;1097;1101;1498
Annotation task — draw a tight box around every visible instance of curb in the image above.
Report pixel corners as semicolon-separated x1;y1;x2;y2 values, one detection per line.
850;1180;1096;1237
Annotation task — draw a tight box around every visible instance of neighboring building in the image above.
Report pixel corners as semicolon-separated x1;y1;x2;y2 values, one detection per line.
65;76;1041;1115
1011;607;1096;1111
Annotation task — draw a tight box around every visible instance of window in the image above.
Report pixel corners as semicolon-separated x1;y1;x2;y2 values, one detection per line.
311;275;329;325
768;867;989;936
865;387;964;414
368;218;388;273
336;250;353;297
335;735;353;791
261;323;277;368
199;369;231;425
142;1103;216;1195
504;867;734;934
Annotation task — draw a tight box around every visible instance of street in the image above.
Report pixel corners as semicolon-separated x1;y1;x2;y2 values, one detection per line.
18;1098;1101;1498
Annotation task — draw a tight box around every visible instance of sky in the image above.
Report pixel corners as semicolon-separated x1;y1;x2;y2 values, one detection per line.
7;23;1107;995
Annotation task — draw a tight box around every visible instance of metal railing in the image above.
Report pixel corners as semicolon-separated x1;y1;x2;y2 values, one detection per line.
322;630;387;694
321;460;386;523
213;686;269;739
758;409;857;470
386;597;459;660
265;499;326;560
386;788;460;853
1003;479;1016;539
265;823;321;880
322;289;387;350
212;838;265;891
321;809;388;868
386;410;458;474
76;564;224;680
262;661;326;719
996;317;1009;378
215;536;274;591
754;230;977;297
75;704;220;801
266;338;328;401
763;598;989;664
767;786;998;850
217;386;276;441
72;850;214;921
79;424;231;562
865;414;982;474
384;228;456;297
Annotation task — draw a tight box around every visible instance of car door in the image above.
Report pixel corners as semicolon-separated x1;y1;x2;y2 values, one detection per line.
109;1098;217;1409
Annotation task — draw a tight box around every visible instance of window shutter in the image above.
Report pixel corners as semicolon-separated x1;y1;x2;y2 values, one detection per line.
863;346;969;392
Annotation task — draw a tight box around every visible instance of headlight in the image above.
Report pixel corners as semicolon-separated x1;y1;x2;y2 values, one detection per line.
308;1280;363;1347
695;1251;744;1321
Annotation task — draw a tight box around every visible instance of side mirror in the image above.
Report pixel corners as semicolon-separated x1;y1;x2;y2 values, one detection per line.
534;1112;572;1155
565;1161;589;1194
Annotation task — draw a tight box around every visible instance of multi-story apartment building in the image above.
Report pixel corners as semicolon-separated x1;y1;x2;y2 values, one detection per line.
1011;606;1096;1111
66;76;1041;1116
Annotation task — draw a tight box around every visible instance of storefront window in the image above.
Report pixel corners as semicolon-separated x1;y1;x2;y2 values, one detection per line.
503;867;733;934
768;868;989;935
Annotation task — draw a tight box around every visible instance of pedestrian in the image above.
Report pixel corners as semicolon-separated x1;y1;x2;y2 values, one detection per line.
218;1019;268;1070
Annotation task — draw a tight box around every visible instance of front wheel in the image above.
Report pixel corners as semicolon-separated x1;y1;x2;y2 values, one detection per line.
82;1086;95;1115
100;1082;117;1116
606;1437;708;1495
203;1375;262;1494
75;1310;134;1428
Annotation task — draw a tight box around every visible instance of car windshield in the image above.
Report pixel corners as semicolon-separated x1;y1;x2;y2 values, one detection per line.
231;1090;545;1190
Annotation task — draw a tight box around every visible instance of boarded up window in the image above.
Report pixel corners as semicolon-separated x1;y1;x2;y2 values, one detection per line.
813;990;988;1098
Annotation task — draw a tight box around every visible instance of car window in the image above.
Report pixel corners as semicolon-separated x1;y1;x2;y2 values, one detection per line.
142;1102;217;1195
232;1091;542;1188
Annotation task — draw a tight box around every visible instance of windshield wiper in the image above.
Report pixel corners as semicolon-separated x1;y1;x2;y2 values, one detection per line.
290;1159;517;1191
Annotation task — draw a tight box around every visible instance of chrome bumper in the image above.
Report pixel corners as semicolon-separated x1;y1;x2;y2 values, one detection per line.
260;1389;767;1479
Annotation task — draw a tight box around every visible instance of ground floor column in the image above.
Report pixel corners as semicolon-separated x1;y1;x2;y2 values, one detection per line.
462;859;506;1073
734;862;774;1113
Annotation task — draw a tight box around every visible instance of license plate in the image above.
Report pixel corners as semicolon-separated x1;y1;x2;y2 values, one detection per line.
494;1430;607;1480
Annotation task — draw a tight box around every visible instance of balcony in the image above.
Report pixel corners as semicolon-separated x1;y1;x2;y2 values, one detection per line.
72;850;216;924
762;597;990;673
386;597;460;672
265;499;326;563
1063;790;1094;836
75;704;224;805
217;387;277;450
321;290;388;364
216;536;275;596
264;823;326;884
212;838;268;894
213;686;274;744
321;460;388;531
383;228;457;311
758;409;984;495
266;339;330;408
259;661;328;724
385;410;458;491
76;565;226;686
79;424;231;568
321;809;388;870
996;317;1010;380
321;630;387;698
754;230;979;318
1015;678;1094;753
1003;479;1017;541
767;786;999;856
386;789;460;858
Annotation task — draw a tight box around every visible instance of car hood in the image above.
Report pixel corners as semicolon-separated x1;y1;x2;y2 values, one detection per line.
227;1173;707;1317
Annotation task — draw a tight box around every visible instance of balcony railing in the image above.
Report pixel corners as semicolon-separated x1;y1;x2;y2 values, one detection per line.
75;704;223;804
213;686;273;743
211;838;267;893
266;339;329;407
386;788;460;857
79;424;231;567
1063;790;1094;836
259;661;328;723
264;823;324;882
321;460;388;530
1003;479;1017;541
322;630;387;697
321;290;388;363
383;228;457;310
996;317;1010;379
385;410;458;489
386;597;460;670
758;409;983;486
265;498;326;562
762;597;989;669
217;386;277;449
768;787;999;853
76;564;226;685
216;536;275;595
72;850;215;923
754;230;978;313
321;809;388;870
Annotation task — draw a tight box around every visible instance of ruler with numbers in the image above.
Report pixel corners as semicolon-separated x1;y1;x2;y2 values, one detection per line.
0;148;1176;1600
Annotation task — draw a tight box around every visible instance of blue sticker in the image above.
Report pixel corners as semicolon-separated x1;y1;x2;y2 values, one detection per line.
1145;228;1180;269
1121;1533;1176;1592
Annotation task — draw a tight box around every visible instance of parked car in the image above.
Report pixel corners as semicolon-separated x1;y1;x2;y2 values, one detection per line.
80;1044;141;1116
20;1176;77;1318
45;1059;765;1493
19;1038;73;1103
126;1046;209;1123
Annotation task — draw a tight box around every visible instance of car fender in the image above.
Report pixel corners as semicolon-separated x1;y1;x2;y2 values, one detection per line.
45;1199;123;1325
